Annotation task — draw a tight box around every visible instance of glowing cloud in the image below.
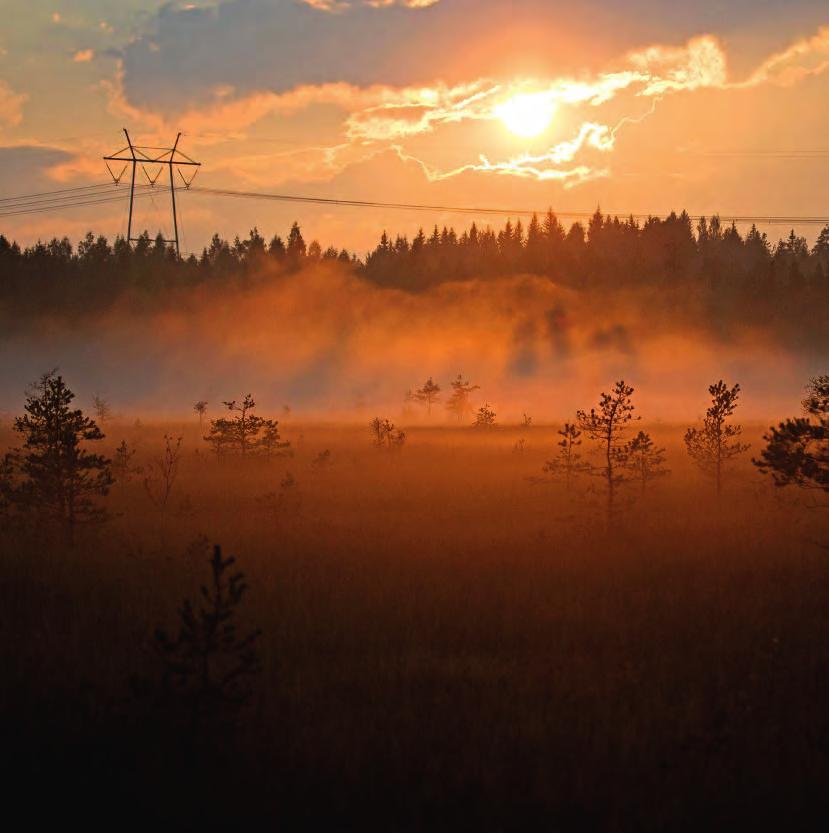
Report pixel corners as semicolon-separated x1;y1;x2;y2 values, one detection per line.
0;80;27;127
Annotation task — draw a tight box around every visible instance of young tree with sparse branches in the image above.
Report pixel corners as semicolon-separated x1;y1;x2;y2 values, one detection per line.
543;422;589;491
445;374;480;422
414;377;441;416
577;380;639;519
92;394;111;424
204;395;289;460
473;403;497;429
152;543;262;736
370;417;406;450
193;400;208;427
8;372;112;544
623;430;669;495
144;434;183;510
685;380;749;496
754;375;828;497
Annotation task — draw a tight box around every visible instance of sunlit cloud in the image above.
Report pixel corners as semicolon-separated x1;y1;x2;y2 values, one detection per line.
742;24;829;87
0;79;27;127
70;22;829;192
72;49;95;63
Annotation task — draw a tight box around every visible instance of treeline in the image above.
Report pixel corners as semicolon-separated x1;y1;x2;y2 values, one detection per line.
364;210;829;296
2;210;829;326
0;222;355;316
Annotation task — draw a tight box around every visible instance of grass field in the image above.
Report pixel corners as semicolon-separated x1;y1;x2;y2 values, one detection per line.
2;419;828;829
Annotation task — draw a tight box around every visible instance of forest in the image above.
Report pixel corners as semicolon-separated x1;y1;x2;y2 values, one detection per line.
2;211;828;341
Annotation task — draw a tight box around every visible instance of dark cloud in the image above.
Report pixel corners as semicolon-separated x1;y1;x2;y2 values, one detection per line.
0;146;75;195
121;0;814;114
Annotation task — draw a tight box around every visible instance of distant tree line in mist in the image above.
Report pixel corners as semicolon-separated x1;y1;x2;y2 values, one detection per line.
1;210;828;327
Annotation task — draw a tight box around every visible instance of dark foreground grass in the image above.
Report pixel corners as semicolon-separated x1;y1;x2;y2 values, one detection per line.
1;422;828;829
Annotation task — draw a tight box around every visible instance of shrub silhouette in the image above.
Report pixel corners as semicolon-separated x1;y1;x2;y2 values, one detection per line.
473;403;497;429
370;417;406;450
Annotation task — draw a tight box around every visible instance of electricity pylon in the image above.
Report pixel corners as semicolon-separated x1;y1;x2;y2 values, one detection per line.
103;129;201;257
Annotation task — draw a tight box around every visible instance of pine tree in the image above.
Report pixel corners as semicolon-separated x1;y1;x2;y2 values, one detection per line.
153;544;262;735
685;381;749;496
543;422;588;491
754;375;828;494
414;377;441;416
10;372;112;544
473;403;497;429
576;380;639;519
622;430;669;495
445;374;480;421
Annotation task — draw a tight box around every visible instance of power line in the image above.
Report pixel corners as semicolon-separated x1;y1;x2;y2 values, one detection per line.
188;185;829;226
1;180;828;229
0;183;114;204
0;188;172;219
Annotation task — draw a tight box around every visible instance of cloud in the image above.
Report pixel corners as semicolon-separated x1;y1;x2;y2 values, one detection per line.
97;22;829;191
743;24;829;87
73;49;95;63
0;80;27;127
0;145;75;193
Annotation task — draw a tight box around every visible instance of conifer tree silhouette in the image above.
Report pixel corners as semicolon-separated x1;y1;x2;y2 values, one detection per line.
414;377;441;416
577;381;639;519
153;544;262;736
445;374;480;422
623;430;669;495
755;375;828;494
9;372;112;544
543;422;589;491
685;381;749;496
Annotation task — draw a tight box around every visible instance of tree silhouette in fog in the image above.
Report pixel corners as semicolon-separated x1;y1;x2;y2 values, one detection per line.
445;374;480;422
577;381;639;519
152;543;261;736
7;372;112;544
685;381;749;496
543;422;588;492
205;395;289;459
370;417;406;450
473;403;497;429
193;400;208;427
755;375;829;496
623;430;669;495
414;377;441;417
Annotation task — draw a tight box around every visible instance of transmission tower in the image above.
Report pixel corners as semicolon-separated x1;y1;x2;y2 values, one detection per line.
103;129;201;257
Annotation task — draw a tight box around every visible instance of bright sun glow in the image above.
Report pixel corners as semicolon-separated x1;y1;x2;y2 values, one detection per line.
495;93;556;139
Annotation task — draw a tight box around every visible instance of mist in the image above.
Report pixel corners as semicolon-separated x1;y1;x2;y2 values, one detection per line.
0;264;821;421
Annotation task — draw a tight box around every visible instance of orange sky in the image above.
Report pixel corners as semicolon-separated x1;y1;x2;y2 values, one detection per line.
1;2;829;252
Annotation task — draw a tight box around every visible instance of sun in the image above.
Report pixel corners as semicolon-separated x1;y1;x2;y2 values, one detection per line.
496;92;556;139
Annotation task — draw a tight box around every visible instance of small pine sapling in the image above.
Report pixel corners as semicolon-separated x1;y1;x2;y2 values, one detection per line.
685;380;749;496
153;545;262;736
622;430;669;495
543;422;589;491
473;403;497;429
576;380;639;519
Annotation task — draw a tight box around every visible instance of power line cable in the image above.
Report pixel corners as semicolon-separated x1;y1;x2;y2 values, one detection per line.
188;185;829;226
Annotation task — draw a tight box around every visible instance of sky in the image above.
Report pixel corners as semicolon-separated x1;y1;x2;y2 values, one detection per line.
2;0;829;254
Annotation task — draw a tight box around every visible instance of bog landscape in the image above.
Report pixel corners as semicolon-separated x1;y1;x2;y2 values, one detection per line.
1;2;828;829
